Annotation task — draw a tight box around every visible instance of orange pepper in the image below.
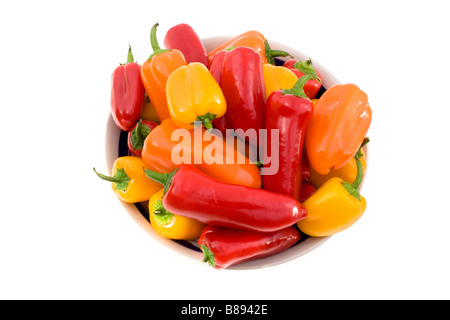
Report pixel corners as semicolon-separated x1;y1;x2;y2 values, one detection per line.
141;118;262;189
306;84;372;175
207;30;290;65
149;188;205;240
140;23;187;122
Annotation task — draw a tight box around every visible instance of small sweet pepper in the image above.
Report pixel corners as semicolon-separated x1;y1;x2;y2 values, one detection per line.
166;62;227;130
141;23;187;122
297;142;368;237
94;156;161;203
306;83;372;175
198;225;300;269
110;45;145;131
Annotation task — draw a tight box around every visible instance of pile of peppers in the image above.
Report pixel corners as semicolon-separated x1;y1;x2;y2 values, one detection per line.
95;23;373;269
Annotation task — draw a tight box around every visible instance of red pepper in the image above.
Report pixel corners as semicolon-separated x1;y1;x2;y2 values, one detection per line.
144;165;307;232
163;23;208;67
110;46;145;131
301;148;311;181
298;181;316;203
209;50;232;135
262;72;317;200
283;59;322;99
209;46;266;145
198;225;300;269
127;119;158;157
211;114;233;136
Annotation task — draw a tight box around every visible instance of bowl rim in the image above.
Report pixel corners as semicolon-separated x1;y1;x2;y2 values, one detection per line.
104;36;367;270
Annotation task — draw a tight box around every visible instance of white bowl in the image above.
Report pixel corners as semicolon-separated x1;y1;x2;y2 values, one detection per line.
104;37;349;270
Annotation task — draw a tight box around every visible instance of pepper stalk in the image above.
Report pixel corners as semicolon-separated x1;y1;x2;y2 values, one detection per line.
341;138;370;200
281;59;321;98
149;23;170;59
264;40;292;65
144;168;178;194
93;167;130;191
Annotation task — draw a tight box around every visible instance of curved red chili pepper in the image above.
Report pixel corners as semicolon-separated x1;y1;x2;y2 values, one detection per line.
198;225;300;269
110;46;145;131
163;23;208;67
144;165;307;232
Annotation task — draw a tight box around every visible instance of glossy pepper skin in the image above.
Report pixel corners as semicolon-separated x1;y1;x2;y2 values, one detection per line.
283;59;322;99
149;188;205;240
210;46;266;145
298;181;316;203
127;119;158;157
207;30;291;65
94;156;161;203
262;73;316;200
262;63;298;99
144;165;307;232
198;225;300;269
164;23;208;67
141;119;262;188
306;83;372;175
141;23;187;122
111;46;145;131
297;145;367;237
166;62;227;130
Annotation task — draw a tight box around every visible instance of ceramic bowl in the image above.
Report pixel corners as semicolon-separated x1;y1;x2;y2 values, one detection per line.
105;37;351;270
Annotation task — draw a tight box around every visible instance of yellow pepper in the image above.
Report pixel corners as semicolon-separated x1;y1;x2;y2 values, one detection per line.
149;188;205;240
262;63;298;99
308;149;367;189
166;62;227;130
298;142;367;237
94;156;162;203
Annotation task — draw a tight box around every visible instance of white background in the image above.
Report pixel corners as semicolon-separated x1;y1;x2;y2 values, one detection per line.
1;0;449;300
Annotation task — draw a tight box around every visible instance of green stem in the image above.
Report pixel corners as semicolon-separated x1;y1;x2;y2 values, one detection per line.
94;167;130;191
135;119;143;142
149;23;170;60
281;74;315;98
144;168;178;194
127;44;134;63
352;137;370;189
293;59;320;81
93;168;121;183
341;138;369;200
152;200;174;226
352;156;363;190
264;40;292;65
200;245;216;267
196;112;217;130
